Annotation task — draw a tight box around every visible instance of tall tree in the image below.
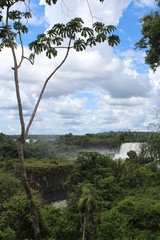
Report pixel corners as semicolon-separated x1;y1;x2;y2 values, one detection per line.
0;1;119;239
135;0;160;71
78;184;97;240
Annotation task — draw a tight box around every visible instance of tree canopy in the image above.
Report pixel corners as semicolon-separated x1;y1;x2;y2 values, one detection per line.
135;0;160;71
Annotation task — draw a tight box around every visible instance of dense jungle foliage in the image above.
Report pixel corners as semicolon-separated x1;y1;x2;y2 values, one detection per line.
0;132;160;239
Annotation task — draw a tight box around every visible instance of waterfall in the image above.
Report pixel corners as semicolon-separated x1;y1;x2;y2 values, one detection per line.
114;142;141;160
51;200;67;208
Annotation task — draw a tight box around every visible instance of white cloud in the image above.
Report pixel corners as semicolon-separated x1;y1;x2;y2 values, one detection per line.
0;0;159;135
0;40;156;134
134;0;155;8
40;0;132;27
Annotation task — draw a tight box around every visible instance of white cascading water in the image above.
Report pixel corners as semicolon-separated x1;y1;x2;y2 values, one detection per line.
114;142;141;160
51;200;67;208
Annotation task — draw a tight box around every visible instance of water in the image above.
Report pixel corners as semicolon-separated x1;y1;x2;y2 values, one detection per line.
114;142;141;160
51;200;67;208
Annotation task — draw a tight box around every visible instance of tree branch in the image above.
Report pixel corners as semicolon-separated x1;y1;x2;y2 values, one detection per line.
25;37;72;139
18;30;25;68
53;46;74;49
23;56;34;65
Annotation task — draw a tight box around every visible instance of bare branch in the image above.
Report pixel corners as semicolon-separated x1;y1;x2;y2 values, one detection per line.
18;30;24;68
23;56;34;65
25;37;72;139
54;46;74;49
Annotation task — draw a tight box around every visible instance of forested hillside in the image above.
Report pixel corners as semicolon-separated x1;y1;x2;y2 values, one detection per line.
0;132;160;239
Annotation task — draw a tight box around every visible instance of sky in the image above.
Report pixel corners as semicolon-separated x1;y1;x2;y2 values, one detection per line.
0;0;160;135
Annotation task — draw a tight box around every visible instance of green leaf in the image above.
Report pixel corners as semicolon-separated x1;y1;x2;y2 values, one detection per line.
21;25;28;34
28;17;119;60
66;18;84;35
81;27;93;38
46;48;57;58
23;12;32;19
29;53;35;62
135;7;160;71
93;22;105;33
86;36;96;47
106;25;116;33
13;21;22;31
51;36;63;46
74;39;86;51
108;35;120;46
1;39;18;49
8;10;21;20
96;33;107;43
0;26;8;38
45;0;58;5
50;23;65;37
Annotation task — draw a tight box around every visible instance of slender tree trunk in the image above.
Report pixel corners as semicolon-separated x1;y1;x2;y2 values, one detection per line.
18;140;40;240
5;4;71;239
6;5;41;238
82;214;87;240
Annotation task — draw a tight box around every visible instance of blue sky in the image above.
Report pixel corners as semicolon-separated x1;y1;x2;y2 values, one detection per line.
0;0;160;135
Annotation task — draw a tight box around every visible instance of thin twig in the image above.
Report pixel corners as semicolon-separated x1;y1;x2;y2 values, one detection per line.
86;0;109;25
87;0;93;25
61;0;74;16
24;0;42;22
52;46;74;49
23;56;34;65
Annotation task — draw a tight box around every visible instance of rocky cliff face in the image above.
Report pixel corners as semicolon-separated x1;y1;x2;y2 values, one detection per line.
26;164;73;203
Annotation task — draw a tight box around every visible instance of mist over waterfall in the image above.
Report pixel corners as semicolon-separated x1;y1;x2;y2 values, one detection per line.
114;142;141;160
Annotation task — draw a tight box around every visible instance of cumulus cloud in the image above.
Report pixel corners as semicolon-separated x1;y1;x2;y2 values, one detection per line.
0;0;159;134
0;40;156;134
40;0;132;26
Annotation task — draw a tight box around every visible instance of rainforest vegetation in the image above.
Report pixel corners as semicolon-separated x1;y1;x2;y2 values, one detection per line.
1;0;160;239
0;131;160;239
